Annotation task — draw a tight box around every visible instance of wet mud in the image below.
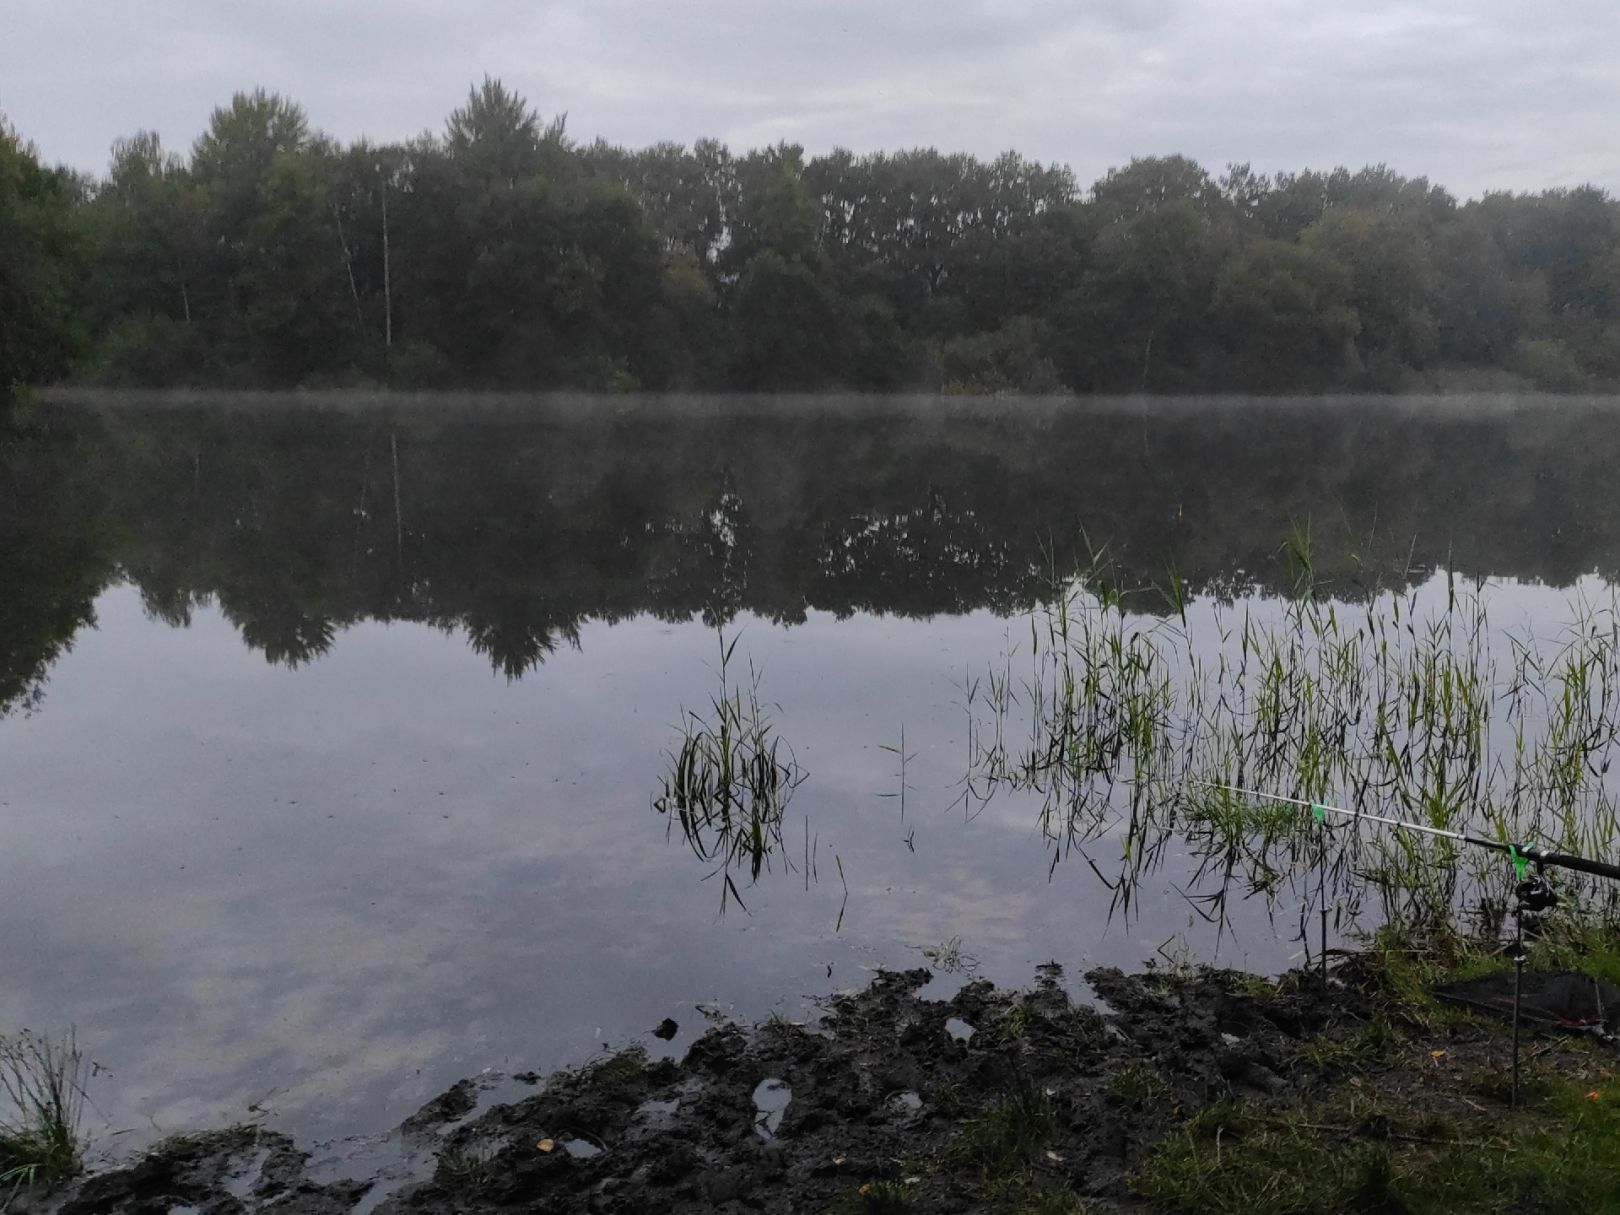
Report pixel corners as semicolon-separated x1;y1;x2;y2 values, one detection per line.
30;961;1432;1213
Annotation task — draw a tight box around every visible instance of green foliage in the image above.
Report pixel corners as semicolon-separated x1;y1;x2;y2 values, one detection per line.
729;250;846;389
0;119;84;391
14;88;1620;391
1214;238;1359;388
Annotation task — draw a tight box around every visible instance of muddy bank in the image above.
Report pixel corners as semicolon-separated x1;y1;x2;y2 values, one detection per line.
31;956;1616;1213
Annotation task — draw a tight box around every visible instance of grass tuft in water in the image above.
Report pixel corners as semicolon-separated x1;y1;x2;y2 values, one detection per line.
0;1029;88;1199
654;631;806;911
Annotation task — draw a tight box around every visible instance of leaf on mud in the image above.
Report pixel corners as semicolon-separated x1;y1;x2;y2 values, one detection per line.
537;1138;555;1153
832;1155;846;1165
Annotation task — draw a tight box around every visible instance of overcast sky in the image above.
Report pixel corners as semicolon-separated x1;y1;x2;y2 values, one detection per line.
4;0;1616;199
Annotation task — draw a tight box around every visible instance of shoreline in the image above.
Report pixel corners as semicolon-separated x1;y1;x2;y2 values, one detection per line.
28;945;1620;1214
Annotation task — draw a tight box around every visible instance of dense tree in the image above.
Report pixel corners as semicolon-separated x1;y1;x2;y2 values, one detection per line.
7;87;1620;395
1215;239;1359;388
0;118;84;395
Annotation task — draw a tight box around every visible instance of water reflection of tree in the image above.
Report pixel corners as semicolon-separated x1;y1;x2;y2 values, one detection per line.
12;396;1620;694
0;415;113;716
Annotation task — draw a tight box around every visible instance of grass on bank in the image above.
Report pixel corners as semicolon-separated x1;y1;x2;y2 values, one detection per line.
1134;1080;1620;1215
1134;921;1620;1214
0;1029;87;1200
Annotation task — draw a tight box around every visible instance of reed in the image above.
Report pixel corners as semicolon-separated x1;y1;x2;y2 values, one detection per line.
654;631;805;911
970;531;1620;941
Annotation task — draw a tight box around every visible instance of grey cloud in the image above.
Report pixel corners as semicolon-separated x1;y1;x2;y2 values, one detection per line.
2;1;1617;203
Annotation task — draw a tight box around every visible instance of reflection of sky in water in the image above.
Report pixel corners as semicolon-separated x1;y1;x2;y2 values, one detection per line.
0;575;1602;1147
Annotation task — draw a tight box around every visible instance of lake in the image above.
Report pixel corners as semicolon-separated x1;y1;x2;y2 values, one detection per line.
4;392;1619;1149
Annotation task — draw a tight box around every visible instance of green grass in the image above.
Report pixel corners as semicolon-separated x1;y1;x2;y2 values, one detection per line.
1289;1017;1402;1072
580;1045;648;1090
1134;1081;1620;1215
1525;917;1620;986
1106;1064;1173;1116
435;1139;500;1188
997;996;1037;1042
948;1087;1058;1179
1356;922;1509;1029
0;1030;87;1196
1133;1102;1405;1215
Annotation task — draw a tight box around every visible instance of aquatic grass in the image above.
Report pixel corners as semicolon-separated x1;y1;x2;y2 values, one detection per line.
654;631;806;911
0;1030;87;1198
968;530;1620;947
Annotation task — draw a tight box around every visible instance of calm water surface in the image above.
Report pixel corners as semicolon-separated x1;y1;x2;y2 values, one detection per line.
2;392;1617;1147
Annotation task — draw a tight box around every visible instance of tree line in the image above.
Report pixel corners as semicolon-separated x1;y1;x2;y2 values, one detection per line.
5;78;1620;395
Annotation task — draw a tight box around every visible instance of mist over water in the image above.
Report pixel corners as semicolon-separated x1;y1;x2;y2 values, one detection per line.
2;392;1618;1147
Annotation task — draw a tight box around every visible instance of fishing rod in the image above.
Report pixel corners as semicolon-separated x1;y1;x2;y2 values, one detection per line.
1208;784;1620;883
1208;782;1620;1108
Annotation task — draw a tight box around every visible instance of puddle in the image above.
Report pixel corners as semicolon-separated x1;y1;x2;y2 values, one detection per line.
916;970;972;1003
890;1090;923;1113
221;1144;270;1201
944;1017;976;1043
305;1131;427;1215
752;1077;792;1139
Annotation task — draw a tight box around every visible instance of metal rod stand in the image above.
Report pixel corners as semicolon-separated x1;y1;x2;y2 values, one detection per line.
1319;846;1328;986
1511;893;1525;1110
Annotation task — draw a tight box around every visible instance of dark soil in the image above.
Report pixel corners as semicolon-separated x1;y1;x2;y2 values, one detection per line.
34;958;1598;1214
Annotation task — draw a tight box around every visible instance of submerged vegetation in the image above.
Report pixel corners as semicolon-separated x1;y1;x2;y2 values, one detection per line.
6;80;1620;393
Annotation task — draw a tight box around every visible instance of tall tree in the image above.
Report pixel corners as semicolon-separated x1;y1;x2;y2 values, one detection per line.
0;118;84;394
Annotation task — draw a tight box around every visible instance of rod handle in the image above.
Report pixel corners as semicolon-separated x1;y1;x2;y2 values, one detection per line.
1540;851;1620;883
